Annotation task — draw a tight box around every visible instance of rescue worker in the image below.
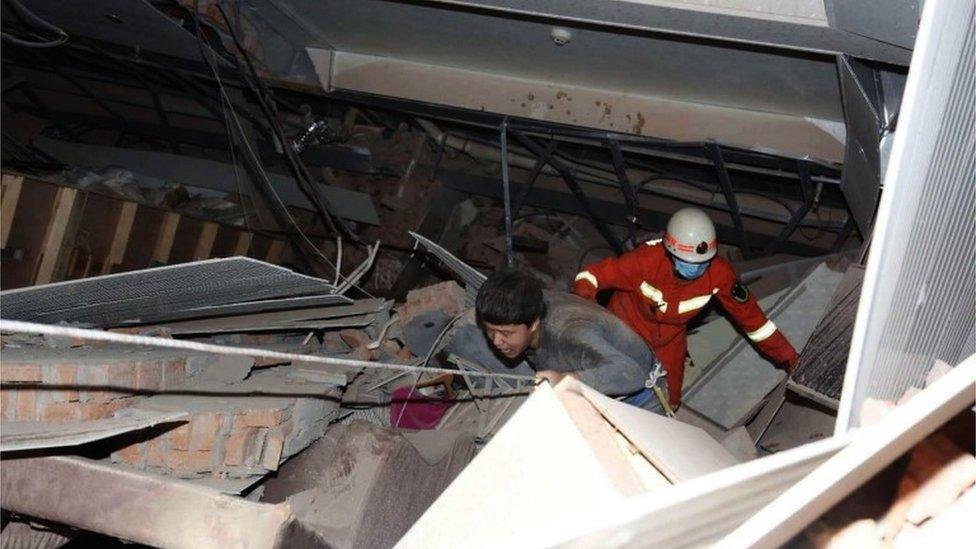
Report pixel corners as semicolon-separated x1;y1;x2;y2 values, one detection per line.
474;268;663;402
573;207;798;408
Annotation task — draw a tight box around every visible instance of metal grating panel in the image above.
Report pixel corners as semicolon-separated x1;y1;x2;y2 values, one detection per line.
409;231;486;307
837;0;975;432
791;264;864;404
0;257;336;327
119;293;353;325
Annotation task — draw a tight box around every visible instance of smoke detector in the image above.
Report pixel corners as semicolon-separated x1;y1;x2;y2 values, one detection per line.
550;28;572;46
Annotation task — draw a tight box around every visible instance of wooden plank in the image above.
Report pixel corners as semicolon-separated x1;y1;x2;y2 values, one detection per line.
101;201;138;274
193;222;219;261
233;232;253;256
398;383;623;549
152;212;180;265
1;174;24;248
34;187;83;284
265;240;286;264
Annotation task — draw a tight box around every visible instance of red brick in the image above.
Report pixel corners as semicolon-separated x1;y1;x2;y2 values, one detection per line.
396;346;414;361
82;365;128;403
168;423;192;451
44;364;80;402
135;361;164;392
188;413;225;451
114;442;146;466
162;450;215;474
145;437;170;468
223;428;264;466
41;401;83;422
14;390;37;421
339;329;371;349
0;390;11;420
1;364;42;383
162;359;185;388
234;408;288;429
105;362;137;389
261;434;285;471
84;398;135;419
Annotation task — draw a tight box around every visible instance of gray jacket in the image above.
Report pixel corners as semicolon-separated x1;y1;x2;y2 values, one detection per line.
446;291;659;396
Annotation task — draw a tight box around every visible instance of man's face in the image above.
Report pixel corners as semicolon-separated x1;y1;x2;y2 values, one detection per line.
481;319;539;359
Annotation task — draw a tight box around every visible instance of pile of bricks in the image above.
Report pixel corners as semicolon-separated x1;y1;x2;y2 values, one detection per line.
0;345;187;422
111;367;342;478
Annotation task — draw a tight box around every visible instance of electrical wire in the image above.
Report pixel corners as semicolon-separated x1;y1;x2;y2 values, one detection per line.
1;0;68;48
189;2;375;296
214;1;359;245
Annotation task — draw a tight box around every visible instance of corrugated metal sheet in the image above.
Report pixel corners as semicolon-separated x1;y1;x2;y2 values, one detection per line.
836;0;975;432
0;257;336;327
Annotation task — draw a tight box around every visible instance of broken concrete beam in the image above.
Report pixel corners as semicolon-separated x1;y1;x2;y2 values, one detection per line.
1;455;292;549
0;345;189;422
397;281;466;357
111;367;341;478
286;421;476;549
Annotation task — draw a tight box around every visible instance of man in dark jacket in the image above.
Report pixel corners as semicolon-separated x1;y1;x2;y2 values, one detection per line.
474;268;661;399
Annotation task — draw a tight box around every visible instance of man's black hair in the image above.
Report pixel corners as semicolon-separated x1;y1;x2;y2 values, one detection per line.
475;268;546;326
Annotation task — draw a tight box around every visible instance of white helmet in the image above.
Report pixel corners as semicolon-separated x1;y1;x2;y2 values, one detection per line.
664;207;717;263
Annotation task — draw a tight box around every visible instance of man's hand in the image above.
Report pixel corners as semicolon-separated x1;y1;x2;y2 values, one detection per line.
534;370;573;386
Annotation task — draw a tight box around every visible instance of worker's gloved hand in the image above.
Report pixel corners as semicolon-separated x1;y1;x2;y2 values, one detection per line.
783;354;799;377
572;280;598;301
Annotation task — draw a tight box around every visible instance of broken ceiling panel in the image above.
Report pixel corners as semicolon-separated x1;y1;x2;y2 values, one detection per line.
312;49;846;162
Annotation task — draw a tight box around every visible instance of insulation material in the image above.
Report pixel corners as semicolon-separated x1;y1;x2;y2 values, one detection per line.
684;263;845;429
0;257;336;327
288;422;476;549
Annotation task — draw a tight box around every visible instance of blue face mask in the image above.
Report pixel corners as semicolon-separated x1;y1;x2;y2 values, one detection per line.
674;258;710;280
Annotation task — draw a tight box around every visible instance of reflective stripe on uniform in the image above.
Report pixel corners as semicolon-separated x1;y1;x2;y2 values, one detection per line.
645;238;663;246
678;294;712;314
640;281;668;312
747;320;778;342
574;270;598;288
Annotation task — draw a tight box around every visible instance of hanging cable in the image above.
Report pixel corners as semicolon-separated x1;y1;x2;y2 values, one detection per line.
1;0;68;48
213;1;361;245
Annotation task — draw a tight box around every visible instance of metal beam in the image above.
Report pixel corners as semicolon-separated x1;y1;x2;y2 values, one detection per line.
707;142;750;257
764;160;817;255
510;129;624;253
443;170;833;258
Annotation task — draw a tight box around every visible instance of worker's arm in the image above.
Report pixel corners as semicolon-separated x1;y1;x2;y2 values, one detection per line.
555;325;654;395
572;246;649;300
712;265;799;373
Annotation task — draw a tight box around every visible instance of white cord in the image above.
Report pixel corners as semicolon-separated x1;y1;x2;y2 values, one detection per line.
0;320;535;384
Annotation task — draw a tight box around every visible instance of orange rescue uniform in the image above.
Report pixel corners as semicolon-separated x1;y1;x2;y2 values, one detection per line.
573;241;798;406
